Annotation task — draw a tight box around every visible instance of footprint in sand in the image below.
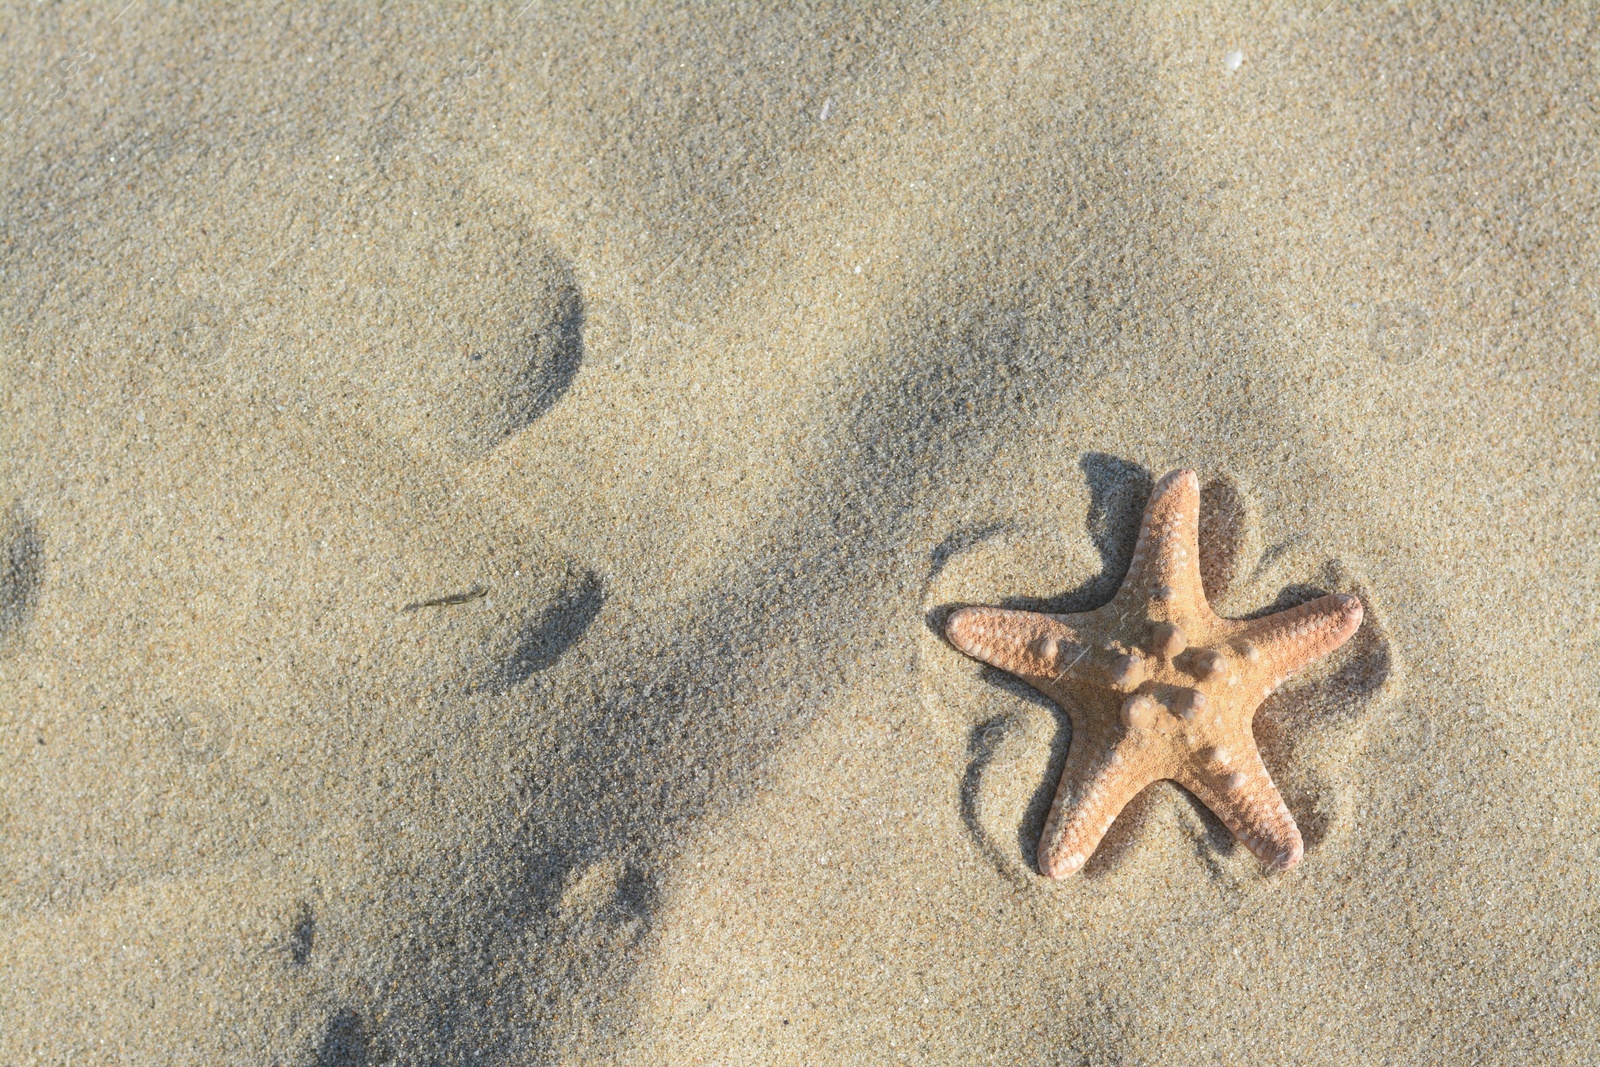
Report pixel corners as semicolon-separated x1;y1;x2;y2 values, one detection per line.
486;567;604;693
362;190;590;459
919;458;1400;884
288;179;606;463
344;186;609;694
393;547;605;700
441;256;584;455
165;297;232;367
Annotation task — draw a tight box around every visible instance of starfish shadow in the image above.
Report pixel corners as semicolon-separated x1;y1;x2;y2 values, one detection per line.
1197;473;1249;604
1076;783;1193;879
1074;452;1154;606
930;455;1248;628
921;453;1155;641
952;697;1078;882
1252;585;1394;854
999;452;1153;615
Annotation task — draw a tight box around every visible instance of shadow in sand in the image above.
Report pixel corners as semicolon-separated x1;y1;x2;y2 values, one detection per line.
0;502;42;647
488;569;605;692
312;1008;388;1067
504;278;585;431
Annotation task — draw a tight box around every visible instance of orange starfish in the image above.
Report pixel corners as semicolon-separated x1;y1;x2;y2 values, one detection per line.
945;469;1363;877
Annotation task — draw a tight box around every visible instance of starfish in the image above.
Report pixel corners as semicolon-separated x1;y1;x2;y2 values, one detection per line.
945;469;1363;877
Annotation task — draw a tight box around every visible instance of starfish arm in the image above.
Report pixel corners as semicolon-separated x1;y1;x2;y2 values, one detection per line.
1178;753;1304;871
1120;469;1207;609
944;606;1093;693
1239;592;1364;685
1037;737;1154;878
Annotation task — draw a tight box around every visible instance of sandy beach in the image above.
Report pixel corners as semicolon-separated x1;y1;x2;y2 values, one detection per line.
2;3;1597;1063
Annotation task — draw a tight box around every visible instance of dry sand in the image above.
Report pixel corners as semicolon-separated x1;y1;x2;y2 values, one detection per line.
2;3;1597;1063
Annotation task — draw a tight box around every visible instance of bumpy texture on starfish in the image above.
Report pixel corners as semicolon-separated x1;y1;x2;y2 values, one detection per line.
945;469;1363;877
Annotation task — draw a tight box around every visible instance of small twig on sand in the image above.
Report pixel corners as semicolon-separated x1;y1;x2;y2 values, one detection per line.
401;584;487;612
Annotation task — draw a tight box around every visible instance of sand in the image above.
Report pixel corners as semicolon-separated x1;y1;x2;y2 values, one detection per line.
2;2;1597;1063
